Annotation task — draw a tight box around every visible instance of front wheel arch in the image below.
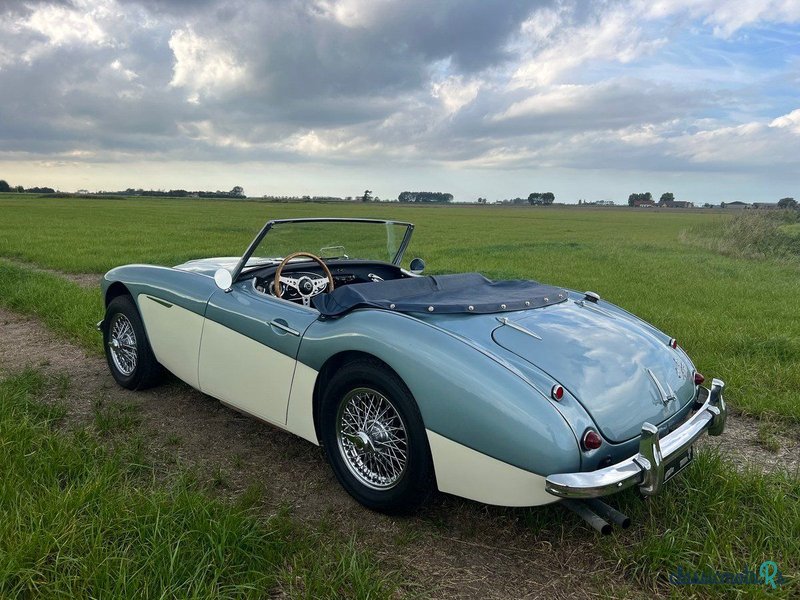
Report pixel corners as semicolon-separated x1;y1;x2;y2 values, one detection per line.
105;281;132;307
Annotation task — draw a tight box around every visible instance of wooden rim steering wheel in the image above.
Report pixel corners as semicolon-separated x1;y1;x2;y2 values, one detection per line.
274;252;335;304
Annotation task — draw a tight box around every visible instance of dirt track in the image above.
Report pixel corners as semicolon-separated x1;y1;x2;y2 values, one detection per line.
2;306;797;598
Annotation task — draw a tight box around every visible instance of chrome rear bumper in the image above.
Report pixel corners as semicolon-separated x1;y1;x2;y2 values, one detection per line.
545;379;726;499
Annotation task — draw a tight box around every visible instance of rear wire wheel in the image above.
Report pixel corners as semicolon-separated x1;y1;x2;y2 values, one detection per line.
321;359;435;513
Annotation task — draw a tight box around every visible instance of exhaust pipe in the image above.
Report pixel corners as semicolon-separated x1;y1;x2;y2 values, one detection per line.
562;499;612;535
586;498;631;529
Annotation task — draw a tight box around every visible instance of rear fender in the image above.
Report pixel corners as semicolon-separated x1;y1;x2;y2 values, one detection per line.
298;309;581;475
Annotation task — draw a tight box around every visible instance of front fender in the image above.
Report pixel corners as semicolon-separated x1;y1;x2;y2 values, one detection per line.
298;309;581;476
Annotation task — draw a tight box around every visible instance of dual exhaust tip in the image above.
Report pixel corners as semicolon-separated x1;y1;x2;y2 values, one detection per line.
563;498;631;535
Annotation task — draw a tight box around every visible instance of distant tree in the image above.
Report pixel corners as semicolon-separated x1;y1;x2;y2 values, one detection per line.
659;192;675;205
0;180;10;192
362;189;372;202
703;203;713;209
628;192;653;206
230;186;244;198
476;197;487;204
527;192;554;205
778;197;797;209
14;185;24;192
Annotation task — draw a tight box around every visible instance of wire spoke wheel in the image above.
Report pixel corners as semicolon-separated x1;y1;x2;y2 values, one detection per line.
108;313;137;376
336;387;409;490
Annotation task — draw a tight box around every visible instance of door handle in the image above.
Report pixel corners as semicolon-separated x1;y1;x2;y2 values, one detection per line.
269;319;300;336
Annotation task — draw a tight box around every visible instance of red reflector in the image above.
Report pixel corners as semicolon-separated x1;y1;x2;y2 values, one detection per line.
669;338;678;349
694;372;705;385
551;384;564;401
582;430;602;451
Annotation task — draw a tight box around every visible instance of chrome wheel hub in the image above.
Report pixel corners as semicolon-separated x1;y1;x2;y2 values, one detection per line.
108;314;137;376
336;387;408;490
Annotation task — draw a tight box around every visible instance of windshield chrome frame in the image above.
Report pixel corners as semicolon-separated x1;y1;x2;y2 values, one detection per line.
231;217;415;283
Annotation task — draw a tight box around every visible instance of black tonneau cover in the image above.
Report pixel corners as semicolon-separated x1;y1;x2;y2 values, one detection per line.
312;272;568;316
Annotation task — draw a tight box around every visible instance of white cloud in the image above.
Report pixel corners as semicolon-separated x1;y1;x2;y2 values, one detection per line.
769;108;800;133
512;6;667;87
431;75;481;114
643;0;800;38
168;27;247;102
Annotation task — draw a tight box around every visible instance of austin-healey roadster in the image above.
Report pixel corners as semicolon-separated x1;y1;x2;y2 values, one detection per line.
99;217;726;517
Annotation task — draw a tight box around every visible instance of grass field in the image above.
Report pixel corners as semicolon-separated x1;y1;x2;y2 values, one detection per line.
1;193;799;421
1;193;799;597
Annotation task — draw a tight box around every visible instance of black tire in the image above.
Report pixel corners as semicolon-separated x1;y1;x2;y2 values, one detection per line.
103;295;163;390
321;358;435;514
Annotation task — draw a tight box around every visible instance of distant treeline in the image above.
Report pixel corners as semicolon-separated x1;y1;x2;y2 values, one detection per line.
398;191;454;203
98;186;245;198
0;180;55;194
0;180;246;198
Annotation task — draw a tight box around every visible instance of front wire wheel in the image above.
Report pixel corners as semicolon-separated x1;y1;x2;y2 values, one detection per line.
103;295;163;390
107;313;138;376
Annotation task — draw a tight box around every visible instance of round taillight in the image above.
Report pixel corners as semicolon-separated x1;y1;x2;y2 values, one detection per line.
582;430;602;451
694;372;705;385
668;338;678;349
551;384;564;401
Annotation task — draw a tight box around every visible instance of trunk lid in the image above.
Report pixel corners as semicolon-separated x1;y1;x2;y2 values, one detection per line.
490;300;695;442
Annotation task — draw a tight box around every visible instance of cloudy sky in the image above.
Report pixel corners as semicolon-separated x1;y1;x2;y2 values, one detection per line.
1;0;798;203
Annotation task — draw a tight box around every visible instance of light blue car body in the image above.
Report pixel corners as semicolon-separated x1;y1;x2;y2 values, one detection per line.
101;222;700;486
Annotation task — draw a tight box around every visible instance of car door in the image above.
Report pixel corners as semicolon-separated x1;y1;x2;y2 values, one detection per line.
198;279;320;426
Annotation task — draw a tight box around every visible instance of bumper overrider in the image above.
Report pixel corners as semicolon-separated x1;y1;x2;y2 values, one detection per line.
546;379;726;499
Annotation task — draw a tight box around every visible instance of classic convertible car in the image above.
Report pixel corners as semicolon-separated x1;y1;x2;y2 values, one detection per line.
99;217;726;518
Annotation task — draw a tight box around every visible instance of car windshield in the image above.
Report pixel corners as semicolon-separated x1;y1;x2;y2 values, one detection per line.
242;219;413;270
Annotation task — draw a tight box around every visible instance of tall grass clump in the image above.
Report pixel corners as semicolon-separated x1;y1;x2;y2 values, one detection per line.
0;370;401;599
681;210;800;263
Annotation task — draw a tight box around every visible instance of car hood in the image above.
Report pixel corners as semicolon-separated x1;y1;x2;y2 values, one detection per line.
420;298;697;443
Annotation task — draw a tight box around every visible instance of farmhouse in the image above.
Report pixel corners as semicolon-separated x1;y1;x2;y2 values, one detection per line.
751;202;779;209
632;199;656;207
661;200;694;208
721;201;749;209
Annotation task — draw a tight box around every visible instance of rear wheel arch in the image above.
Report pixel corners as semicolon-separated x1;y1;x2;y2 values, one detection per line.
312;351;414;443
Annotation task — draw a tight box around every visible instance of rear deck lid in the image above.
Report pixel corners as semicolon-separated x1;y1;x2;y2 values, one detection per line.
491;301;696;442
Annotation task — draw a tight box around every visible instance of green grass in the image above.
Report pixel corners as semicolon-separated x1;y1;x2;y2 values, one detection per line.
1;194;799;421
0;259;103;350
604;450;799;597
0;369;401;599
1;195;799;595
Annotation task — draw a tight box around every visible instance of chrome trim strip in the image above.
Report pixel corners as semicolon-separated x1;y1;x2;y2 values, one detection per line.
646;368;677;405
146;295;173;308
496;316;542;340
545;379;726;499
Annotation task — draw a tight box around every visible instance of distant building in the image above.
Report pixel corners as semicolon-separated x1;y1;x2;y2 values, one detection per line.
751;202;779;210
633;199;656;207
721;201;749;210
662;200;694;208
